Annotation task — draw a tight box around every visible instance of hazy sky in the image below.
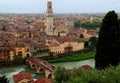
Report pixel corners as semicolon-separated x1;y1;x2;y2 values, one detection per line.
0;0;120;14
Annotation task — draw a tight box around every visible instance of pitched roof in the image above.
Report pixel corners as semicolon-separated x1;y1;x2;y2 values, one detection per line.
49;42;60;47
13;73;33;83
81;65;92;70
56;36;83;44
87;31;98;35
34;22;45;28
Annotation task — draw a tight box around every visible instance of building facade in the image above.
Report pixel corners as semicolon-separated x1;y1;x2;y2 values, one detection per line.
49;37;84;54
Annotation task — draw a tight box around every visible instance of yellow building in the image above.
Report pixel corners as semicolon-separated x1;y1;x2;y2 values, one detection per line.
49;42;64;54
15;47;26;58
49;37;84;54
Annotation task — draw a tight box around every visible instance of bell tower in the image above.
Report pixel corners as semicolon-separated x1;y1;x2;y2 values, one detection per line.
45;1;54;35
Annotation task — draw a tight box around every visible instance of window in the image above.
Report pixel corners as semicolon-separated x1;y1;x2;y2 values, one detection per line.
49;5;51;9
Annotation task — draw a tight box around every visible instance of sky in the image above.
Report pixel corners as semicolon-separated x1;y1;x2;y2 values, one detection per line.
0;0;120;14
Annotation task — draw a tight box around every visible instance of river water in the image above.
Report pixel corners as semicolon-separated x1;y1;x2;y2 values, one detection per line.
54;58;95;69
0;59;95;83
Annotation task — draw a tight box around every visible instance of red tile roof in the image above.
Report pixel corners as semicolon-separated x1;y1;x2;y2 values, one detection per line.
56;37;83;44
34;78;52;83
44;35;54;40
87;31;98;35
49;42;60;47
13;73;33;83
34;22;45;28
0;40;16;50
81;65;92;70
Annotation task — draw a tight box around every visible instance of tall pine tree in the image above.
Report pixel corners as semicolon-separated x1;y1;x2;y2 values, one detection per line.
95;11;120;69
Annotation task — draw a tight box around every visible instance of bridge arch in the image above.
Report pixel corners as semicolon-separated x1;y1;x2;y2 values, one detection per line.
26;57;55;79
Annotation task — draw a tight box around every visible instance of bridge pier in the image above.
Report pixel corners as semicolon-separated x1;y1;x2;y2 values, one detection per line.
36;65;46;74
28;61;35;69
52;72;54;79
45;70;54;79
36;65;41;74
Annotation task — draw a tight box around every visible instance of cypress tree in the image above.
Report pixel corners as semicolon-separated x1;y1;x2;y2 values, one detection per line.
0;75;9;83
95;11;120;69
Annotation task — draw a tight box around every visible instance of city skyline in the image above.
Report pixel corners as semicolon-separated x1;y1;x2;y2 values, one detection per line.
0;0;120;14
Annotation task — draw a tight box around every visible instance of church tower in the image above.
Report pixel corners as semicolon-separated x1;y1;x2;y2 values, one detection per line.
45;1;54;35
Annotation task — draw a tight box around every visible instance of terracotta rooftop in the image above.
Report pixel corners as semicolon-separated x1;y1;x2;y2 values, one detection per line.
87;31;98;35
49;42;60;47
0;39;16;50
34;22;45;28
56;36;83;44
13;73;33;83
81;65;93;70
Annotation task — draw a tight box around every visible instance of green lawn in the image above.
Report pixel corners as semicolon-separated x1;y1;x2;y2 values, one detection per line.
48;51;96;63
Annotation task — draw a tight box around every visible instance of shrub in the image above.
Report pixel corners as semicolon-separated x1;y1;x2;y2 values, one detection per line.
54;64;120;83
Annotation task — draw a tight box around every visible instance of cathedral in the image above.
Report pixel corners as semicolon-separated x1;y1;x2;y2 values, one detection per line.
45;1;68;36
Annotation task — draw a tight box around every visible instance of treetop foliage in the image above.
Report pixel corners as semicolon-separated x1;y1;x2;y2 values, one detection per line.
54;65;120;83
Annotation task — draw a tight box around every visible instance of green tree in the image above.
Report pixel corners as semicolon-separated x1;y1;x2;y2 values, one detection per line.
95;11;120;69
13;53;24;65
0;75;9;83
54;67;70;83
84;41;89;47
2;26;6;31
74;21;81;28
49;52;54;59
82;21;102;29
89;36;97;48
53;65;120;83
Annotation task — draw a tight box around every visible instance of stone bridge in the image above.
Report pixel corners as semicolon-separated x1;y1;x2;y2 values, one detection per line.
26;57;55;79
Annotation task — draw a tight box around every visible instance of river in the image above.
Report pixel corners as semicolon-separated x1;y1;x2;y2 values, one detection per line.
0;59;95;83
54;58;95;69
